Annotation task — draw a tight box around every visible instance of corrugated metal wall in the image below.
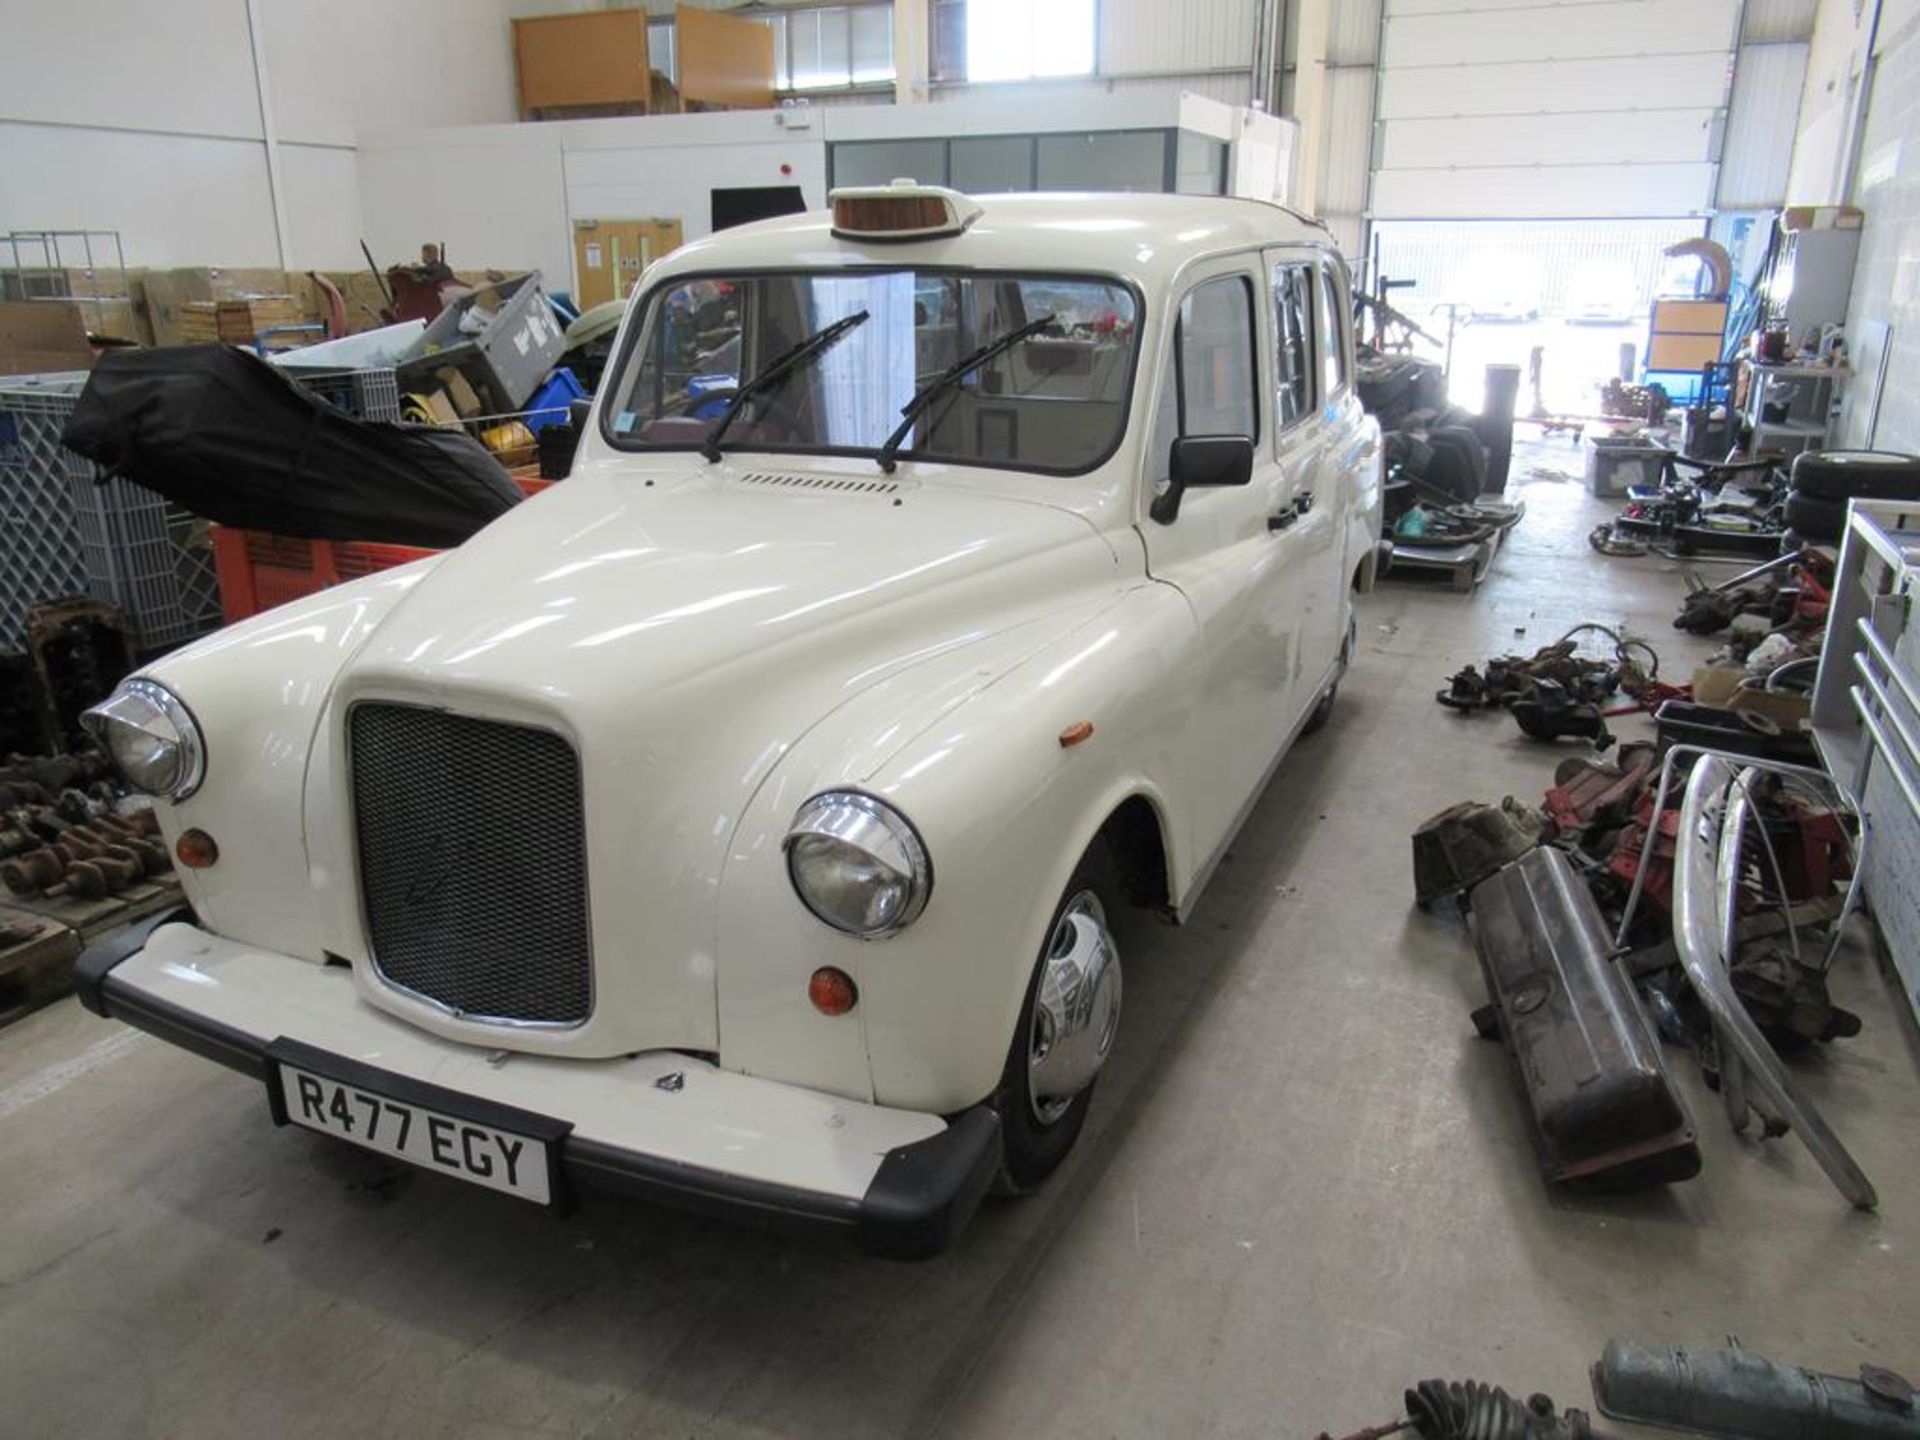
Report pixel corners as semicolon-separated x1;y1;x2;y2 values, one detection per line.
1320;0;1382;258
1099;0;1257;76
1718;37;1811;209
1741;0;1819;44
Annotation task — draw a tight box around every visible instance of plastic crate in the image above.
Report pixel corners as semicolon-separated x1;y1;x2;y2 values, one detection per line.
0;373;93;647
0;365;413;651
211;475;554;622
1586;436;1670;497
397;272;564;412
0;374;223;651
275;364;402;423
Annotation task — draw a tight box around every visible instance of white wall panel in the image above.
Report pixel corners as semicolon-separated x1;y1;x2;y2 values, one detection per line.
277;144;365;271
264;0;524;149
0;0;260;138
1372;162;1719;218
358;127;572;289
564;139;829;248
1379;51;1732;119
1;0;569;270
0;121;278;266
1718;39;1809;208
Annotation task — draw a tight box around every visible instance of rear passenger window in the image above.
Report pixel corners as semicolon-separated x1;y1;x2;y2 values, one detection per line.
1274;263;1315;429
1318;261;1349;395
1149;274;1259;492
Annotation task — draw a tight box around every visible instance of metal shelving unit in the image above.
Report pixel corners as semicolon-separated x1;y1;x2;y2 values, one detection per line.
1811;497;1920;1023
1743;361;1841;459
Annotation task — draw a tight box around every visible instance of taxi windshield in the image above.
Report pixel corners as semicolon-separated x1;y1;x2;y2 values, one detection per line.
603;269;1141;475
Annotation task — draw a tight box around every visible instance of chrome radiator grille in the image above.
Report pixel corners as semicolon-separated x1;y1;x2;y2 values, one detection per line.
349;703;592;1025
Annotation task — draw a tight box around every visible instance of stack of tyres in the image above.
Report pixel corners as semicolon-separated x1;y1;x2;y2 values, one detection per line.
1783;451;1920;548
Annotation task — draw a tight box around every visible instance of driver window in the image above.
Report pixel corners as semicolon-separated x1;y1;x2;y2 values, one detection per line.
1274;262;1315;430
1149;273;1259;492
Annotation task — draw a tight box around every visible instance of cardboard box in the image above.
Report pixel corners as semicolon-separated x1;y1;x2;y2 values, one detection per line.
435;366;484;418
1782;205;1865;232
0;301;96;376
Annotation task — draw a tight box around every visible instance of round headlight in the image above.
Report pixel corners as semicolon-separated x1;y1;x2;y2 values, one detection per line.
784;791;931;937
82;679;205;800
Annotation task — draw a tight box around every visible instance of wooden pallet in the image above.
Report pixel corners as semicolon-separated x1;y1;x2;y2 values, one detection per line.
3;875;184;943
176;296;303;346
0;905;83;1027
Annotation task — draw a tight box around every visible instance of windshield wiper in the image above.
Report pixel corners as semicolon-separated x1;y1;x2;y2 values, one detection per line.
875;313;1056;473
701;309;870;462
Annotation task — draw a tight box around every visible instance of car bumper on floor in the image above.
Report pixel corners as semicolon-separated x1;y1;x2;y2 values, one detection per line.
76;912;1000;1259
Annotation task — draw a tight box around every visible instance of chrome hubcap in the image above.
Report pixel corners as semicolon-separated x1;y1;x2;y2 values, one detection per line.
1027;890;1122;1125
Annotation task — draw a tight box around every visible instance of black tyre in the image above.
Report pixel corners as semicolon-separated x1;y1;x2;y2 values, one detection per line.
1426;427;1487;504
1785;490;1846;543
1302;615;1356;737
1790;449;1920;501
991;850;1121;1194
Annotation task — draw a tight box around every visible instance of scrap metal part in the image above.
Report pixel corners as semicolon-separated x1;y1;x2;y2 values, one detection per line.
1468;846;1699;1191
1671;756;1877;1208
1593;1340;1920;1440
1317;1381;1591;1440
1411;799;1544;907
1408;1380;1592;1440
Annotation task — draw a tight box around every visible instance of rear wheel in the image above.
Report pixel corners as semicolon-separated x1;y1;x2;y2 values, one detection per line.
991;852;1123;1194
1301;613;1357;737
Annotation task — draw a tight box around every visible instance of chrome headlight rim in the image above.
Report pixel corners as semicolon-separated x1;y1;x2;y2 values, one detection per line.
783;790;932;939
82;677;206;801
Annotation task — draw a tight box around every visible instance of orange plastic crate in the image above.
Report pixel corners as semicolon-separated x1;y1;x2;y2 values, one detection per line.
211;476;551;623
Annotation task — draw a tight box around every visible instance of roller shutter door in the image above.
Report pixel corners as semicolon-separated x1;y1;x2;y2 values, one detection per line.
1372;0;1741;220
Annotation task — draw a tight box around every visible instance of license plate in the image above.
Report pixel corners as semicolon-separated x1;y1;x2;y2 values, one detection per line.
266;1039;568;1206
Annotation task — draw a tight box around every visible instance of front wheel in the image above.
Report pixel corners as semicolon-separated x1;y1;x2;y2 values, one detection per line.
991;858;1123;1194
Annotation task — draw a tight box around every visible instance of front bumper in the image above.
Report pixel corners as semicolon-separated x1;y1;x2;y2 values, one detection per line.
77;912;1000;1259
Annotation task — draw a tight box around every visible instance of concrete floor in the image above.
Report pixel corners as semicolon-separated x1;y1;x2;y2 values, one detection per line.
3;442;1917;1439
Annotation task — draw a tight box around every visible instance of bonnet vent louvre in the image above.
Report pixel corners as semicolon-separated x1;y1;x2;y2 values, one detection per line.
737;472;900;496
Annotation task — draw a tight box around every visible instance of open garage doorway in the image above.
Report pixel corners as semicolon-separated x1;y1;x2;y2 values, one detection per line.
1370;218;1709;416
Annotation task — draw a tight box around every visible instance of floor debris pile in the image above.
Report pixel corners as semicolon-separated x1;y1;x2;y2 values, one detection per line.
1320;1341;1920;1440
1413;695;1872;1201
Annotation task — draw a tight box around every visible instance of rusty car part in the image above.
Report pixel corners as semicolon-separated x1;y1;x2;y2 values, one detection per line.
25;597;136;751
1670;756;1876;1208
1469;846;1700;1192
1407;1379;1592;1440
1411;799;1544;907
1319;1381;1591;1440
1;848;67;893
1510;679;1615;748
1592;1339;1920;1440
1543;745;1657;835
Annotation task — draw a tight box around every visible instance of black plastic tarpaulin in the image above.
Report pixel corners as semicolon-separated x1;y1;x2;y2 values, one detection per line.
61;345;524;547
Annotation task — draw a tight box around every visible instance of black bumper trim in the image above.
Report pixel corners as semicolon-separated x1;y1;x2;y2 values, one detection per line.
80;929;1001;1259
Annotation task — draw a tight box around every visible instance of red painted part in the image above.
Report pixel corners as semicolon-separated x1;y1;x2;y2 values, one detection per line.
211;476;551;623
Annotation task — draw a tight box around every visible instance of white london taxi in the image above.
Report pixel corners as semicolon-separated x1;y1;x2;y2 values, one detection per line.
79;183;1381;1257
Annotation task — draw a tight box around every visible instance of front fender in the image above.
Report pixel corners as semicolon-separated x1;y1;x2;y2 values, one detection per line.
717;580;1198;1113
130;559;443;959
